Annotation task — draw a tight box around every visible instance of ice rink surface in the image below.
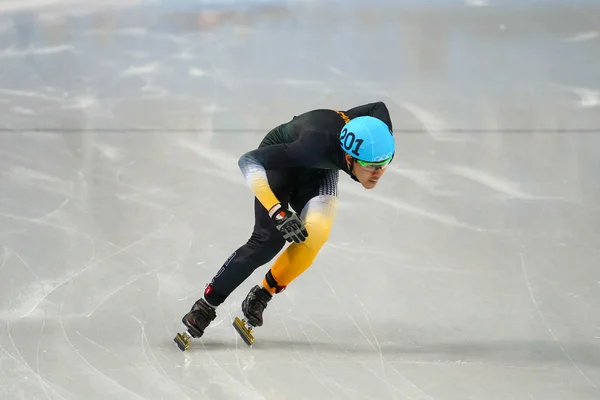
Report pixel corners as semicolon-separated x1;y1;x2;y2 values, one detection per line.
1;0;599;399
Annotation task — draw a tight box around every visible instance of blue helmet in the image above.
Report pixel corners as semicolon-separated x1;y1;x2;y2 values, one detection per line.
339;116;395;162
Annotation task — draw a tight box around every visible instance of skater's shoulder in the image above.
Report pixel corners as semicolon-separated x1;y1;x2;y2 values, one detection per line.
351;100;389;108
290;107;344;122
344;100;390;115
295;102;392;127
289;102;389;120
276;108;344;137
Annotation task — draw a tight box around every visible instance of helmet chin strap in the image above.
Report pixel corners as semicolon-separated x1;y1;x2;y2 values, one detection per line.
349;158;359;182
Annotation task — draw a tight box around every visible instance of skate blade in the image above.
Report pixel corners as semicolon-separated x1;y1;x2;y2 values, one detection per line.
173;331;191;352
233;317;255;346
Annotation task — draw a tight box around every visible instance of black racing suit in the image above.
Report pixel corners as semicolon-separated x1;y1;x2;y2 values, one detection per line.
203;101;393;306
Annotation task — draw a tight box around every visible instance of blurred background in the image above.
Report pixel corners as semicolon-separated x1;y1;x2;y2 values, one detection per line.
0;1;599;399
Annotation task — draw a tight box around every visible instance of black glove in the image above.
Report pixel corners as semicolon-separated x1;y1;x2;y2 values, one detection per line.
269;204;309;244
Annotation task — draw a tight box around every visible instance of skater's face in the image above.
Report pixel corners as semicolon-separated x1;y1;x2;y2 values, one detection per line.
345;154;389;189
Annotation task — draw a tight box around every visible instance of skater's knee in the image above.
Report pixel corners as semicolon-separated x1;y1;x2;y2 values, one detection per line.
303;217;332;248
248;231;286;253
300;195;337;248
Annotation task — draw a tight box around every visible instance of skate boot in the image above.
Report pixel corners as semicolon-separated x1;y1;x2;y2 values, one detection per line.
233;285;272;346
173;298;216;351
242;285;273;327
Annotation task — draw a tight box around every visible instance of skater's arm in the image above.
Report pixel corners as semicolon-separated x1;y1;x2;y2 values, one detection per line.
238;132;330;212
345;101;393;131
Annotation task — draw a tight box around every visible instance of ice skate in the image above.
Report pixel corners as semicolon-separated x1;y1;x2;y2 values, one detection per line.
233;285;272;346
173;298;216;352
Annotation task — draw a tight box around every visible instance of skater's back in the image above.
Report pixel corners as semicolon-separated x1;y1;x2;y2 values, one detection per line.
253;101;394;172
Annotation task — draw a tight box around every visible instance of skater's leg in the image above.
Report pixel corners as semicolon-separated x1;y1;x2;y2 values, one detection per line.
263;192;338;292
237;192;338;327
202;168;294;308
235;170;338;333
203;197;286;307
263;169;339;292
179;169;291;339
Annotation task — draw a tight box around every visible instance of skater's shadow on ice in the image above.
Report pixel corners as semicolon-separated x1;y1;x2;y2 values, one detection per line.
198;338;599;369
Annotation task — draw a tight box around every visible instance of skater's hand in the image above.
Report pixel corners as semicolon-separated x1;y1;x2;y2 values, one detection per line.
269;204;308;243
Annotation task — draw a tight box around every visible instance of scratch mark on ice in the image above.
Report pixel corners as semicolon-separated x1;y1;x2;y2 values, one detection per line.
520;252;596;387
